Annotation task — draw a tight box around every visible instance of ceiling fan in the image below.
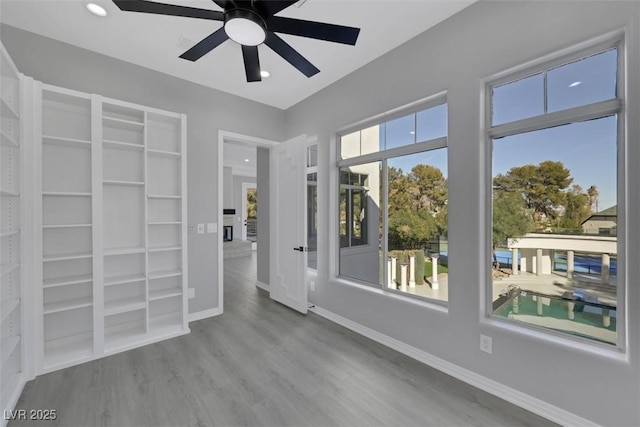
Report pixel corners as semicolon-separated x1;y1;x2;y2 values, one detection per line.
112;0;361;82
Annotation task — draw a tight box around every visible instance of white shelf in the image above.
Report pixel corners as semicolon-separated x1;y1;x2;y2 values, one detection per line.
0;229;19;238
0;262;19;277
42;135;91;149
147;194;181;199
103;139;144;151
105;324;146;353
43;223;92;229
148;221;181;226
0;336;20;366
0;298;20;322
43;251;92;262
149;312;182;334
103;115;144;130
149;245;182;253
149;269;182;280
104;298;146;316
0;129;19;148
149;289;182;301
44;334;93;370
44;297;93;315
147;149;181;159
0;189;19;197
1;95;19;120
43;191;92;197
104;273;145;287
44;274;93;288
104;246;145;256
103;180;145;187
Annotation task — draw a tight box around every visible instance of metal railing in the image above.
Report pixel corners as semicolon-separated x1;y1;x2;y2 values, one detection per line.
246;218;257;240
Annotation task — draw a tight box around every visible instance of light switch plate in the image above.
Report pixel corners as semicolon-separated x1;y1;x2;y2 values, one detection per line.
197;223;205;234
207;223;217;233
188;288;195;299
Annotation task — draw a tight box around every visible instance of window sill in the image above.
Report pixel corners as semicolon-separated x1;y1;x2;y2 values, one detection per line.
483;314;628;362
333;276;449;314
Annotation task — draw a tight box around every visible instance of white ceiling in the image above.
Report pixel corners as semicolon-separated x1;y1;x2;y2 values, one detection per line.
0;0;475;110
224;140;256;177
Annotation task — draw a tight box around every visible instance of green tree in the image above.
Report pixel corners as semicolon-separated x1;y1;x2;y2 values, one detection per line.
246;188;257;219
388;209;438;249
493;161;572;226
409;164;448;213
559;184;592;229
492;191;532;264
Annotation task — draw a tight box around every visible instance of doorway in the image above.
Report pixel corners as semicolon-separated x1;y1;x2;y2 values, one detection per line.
217;131;278;312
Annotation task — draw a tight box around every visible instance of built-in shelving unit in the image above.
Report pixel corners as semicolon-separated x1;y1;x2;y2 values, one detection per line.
38;85;94;372
35;86;188;375
0;43;24;420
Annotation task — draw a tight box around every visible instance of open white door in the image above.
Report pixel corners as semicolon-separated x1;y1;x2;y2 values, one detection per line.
270;135;308;314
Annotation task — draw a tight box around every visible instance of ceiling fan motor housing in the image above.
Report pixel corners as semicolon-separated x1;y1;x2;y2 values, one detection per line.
224;7;267;46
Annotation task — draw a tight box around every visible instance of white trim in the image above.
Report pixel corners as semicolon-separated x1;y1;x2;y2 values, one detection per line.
188;307;222;323
256;281;269;291
309;305;599;427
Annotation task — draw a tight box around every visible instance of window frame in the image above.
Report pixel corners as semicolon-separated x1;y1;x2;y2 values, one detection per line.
336;94;449;304
483;33;626;350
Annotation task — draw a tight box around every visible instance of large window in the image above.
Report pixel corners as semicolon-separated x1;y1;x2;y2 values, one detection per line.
488;42;623;346
338;100;448;302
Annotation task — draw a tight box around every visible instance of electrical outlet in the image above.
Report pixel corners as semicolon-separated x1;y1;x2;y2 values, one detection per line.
197;223;205;234
188;288;195;299
310;281;315;291
480;334;492;354
188;225;195;234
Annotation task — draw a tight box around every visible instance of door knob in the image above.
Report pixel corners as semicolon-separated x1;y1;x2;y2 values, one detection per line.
293;246;304;252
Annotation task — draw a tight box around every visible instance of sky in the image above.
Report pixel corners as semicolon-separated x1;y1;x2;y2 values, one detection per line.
493;48;618;211
342;47;618;211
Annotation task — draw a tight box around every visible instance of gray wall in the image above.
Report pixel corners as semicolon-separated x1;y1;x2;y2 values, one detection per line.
256;147;270;285
223;167;234;210
232;175;256;226
0;24;286;315
284;2;640;425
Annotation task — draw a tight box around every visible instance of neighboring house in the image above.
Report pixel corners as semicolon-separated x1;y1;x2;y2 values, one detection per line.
581;205;617;236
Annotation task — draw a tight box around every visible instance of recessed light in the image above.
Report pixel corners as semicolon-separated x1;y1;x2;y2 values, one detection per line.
86;3;107;17
244;158;250;162
569;81;582;88
410;131;415;135
260;70;270;78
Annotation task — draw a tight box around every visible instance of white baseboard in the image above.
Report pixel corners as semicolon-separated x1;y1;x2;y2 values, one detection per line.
256;281;269;291
309;305;598;427
188;307;222;322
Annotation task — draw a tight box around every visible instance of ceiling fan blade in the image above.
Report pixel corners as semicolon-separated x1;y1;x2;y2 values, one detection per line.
180;28;229;61
211;0;227;9
113;0;224;21
267;16;360;45
257;1;298;17
265;32;319;78
242;46;262;82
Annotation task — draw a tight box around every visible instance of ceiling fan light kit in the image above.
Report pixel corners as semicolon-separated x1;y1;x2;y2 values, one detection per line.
224;8;266;46
112;0;361;82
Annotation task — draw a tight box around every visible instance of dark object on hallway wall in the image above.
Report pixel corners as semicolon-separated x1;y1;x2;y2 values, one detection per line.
112;0;360;82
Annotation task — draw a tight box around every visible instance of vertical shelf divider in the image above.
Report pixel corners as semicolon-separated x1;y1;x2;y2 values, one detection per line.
92;95;104;356
32;80;44;376
180;114;188;331
143;110;150;334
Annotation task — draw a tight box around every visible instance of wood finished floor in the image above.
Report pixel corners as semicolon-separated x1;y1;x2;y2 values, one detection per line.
11;253;557;427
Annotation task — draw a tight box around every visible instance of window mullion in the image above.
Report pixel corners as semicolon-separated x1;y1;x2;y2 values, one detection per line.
382;158;388;289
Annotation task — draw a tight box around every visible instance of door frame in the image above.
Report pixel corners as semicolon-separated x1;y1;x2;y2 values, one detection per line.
213;131;278;318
